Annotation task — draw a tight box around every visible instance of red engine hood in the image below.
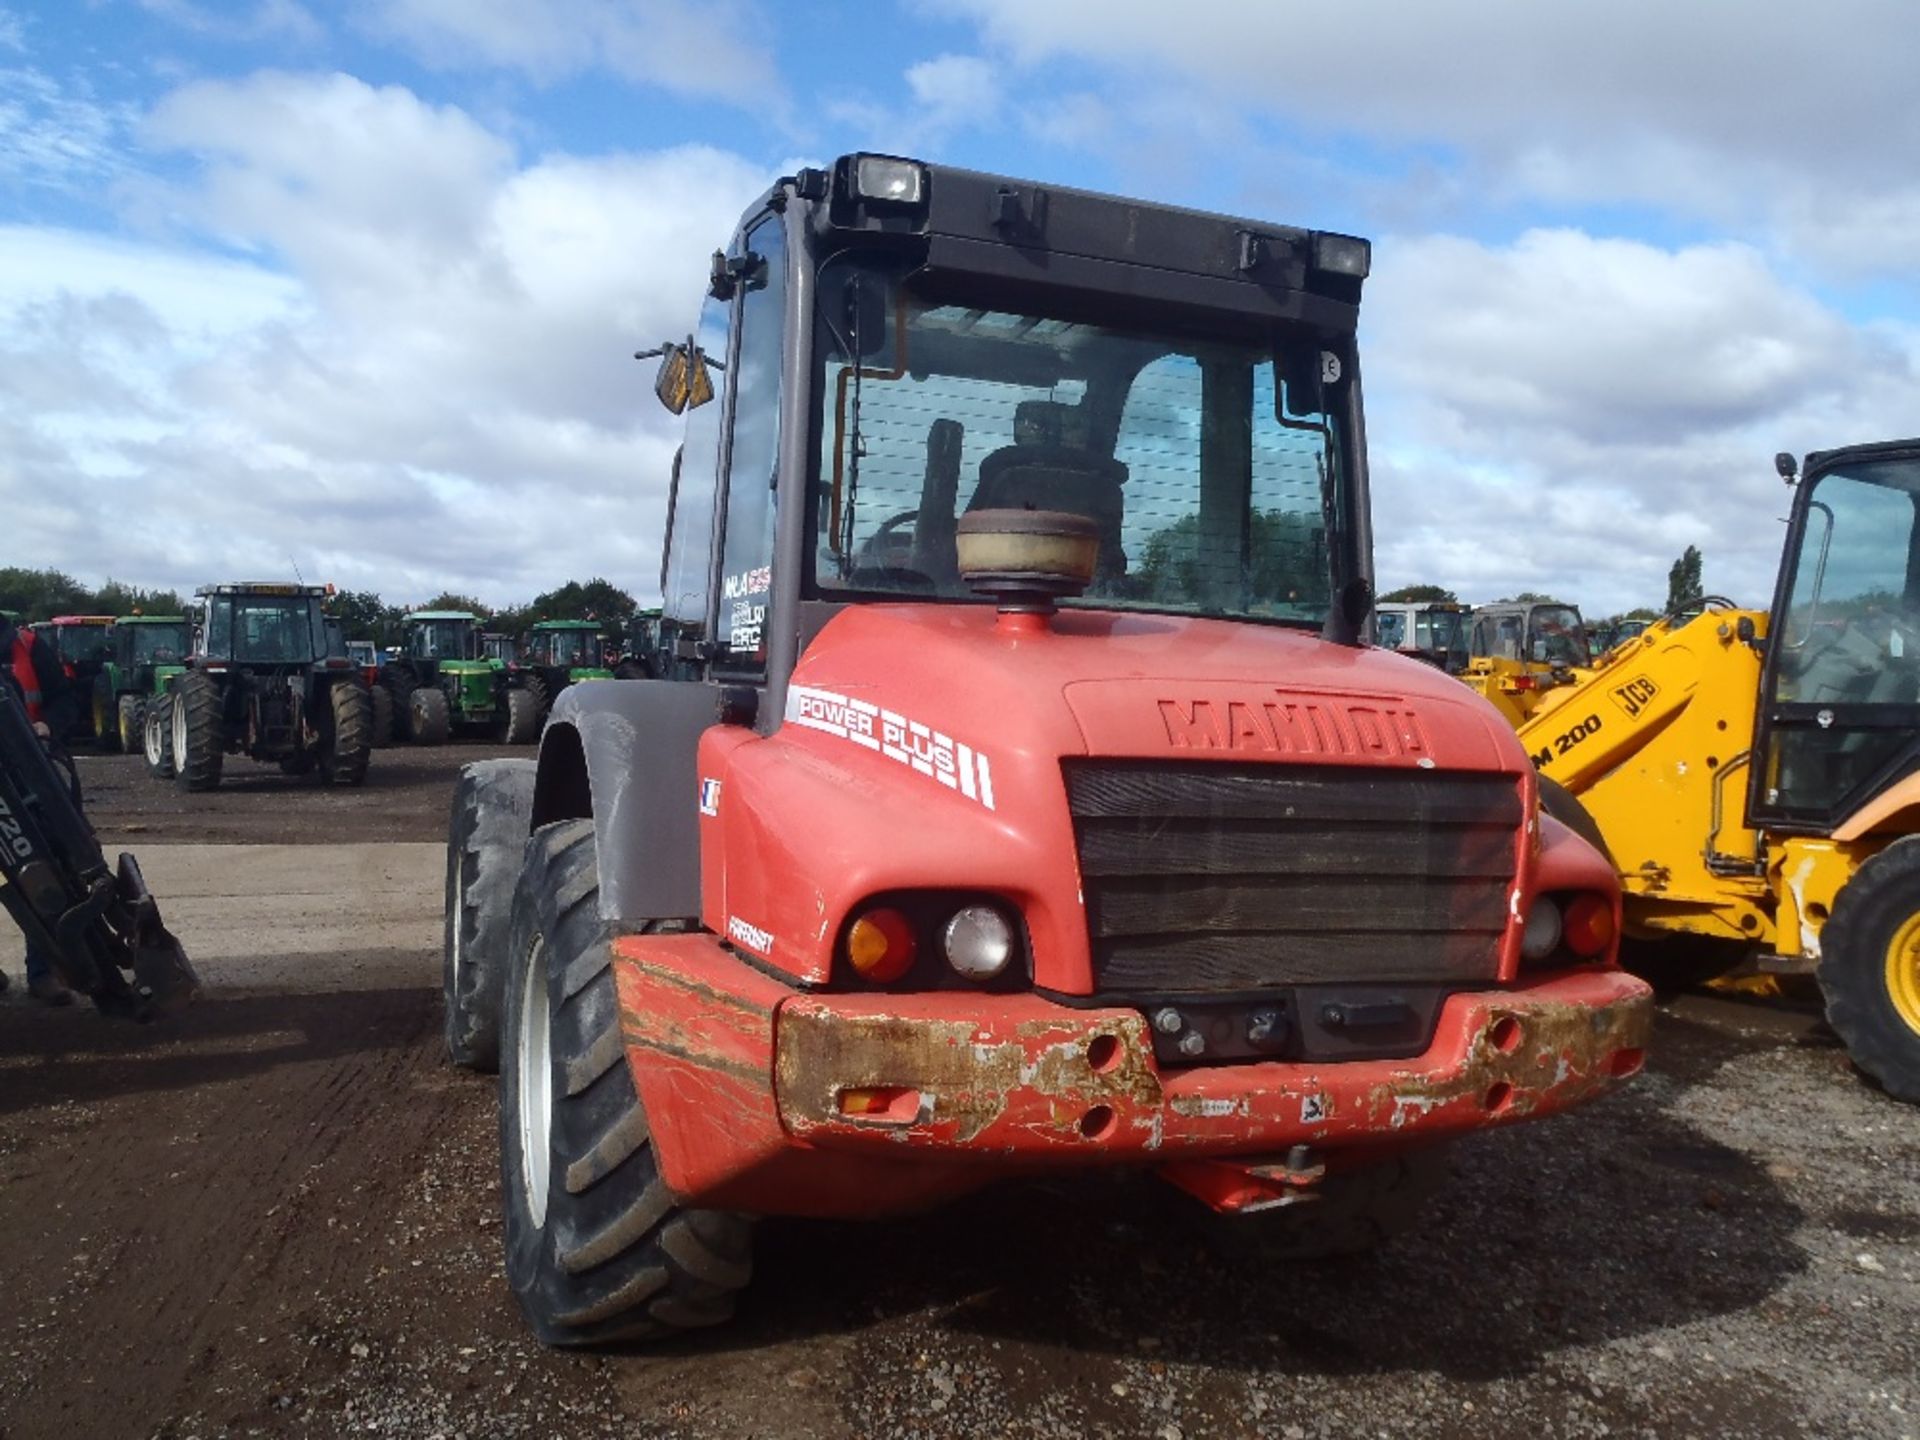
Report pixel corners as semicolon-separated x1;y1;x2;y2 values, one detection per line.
784;604;1523;775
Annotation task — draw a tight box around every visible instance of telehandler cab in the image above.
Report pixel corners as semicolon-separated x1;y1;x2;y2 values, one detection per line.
145;583;372;790
1460;600;1594;728
442;154;1651;1346
1517;440;1920;1102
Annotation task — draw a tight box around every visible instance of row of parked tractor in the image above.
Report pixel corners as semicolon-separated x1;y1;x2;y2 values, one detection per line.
7;591;667;792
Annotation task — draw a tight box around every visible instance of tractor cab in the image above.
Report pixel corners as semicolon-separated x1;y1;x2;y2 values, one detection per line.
193;583;331;667
345;638;379;670
92;615;190;752
1374;602;1470;672
1461;600;1592;727
34;615;115;738
480;632;517;667
405;611;484;667
522;621;608;677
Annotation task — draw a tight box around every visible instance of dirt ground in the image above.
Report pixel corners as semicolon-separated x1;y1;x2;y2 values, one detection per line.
0;750;1915;1439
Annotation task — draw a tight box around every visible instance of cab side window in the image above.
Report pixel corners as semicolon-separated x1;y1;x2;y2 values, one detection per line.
715;214;786;674
661;290;733;647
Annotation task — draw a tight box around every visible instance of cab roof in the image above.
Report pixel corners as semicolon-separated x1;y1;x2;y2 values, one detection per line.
407;610;481;622
113;614;188;626
196;582;328;598
531;619;602;631
48;615;115;625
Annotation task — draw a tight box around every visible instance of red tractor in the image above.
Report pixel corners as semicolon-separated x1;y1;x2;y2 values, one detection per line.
444;154;1652;1346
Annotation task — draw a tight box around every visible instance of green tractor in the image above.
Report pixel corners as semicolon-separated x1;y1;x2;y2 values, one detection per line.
511;618;613;724
92;615;191;753
376;611;539;745
144;583;372;790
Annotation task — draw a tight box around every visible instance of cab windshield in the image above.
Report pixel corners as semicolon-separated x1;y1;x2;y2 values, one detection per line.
52;624;111;664
812;256;1353;626
129;624;188;663
1530;606;1590;666
206;596;325;663
413;620;476;660
530;629;602;666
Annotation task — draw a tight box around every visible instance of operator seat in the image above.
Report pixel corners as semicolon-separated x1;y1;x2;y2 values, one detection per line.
966;400;1129;583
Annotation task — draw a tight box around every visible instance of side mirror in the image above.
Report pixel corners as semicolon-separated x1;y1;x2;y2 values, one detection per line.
652;340;716;416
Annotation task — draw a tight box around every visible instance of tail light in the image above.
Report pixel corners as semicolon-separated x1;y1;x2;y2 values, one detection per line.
1561;893;1616;958
837;894;1029;989
845;907;916;982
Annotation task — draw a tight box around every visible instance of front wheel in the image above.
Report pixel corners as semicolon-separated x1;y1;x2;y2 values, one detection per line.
499;820;753;1345
1820;837;1920;1103
117;694;144;754
410;685;452;745
369;683;396;748
172;670;224;792
497;685;540;745
94;685;120;751
444;759;537;1069
143;695;176;779
321;681;372;786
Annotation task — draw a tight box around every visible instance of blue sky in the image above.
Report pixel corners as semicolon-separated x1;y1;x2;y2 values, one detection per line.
3;0;1917;615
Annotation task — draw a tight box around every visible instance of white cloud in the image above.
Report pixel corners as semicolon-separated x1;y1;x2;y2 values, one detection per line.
933;0;1920;278
0;64;138;191
135;0;326;45
1363;229;1920;613
905;54;999;130
360;0;782;110
1;71;773;606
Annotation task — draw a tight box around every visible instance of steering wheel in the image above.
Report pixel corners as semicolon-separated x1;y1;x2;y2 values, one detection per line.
858;509;922;561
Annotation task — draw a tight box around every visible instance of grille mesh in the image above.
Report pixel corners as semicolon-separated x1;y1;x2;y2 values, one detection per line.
1065;763;1522;994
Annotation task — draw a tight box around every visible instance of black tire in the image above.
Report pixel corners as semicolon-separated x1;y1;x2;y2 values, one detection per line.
498;685;541;745
1201;1150;1448;1261
499;820;753;1345
444;759;538;1069
524;674;551;725
1818;837;1920;1103
116;694;143;755
321;681;373;786
143;695;175;780
369;684;396;748
387;668;418;740
171;670;224;792
612;660;652;681
1537;776;1613;866
410;685;452;745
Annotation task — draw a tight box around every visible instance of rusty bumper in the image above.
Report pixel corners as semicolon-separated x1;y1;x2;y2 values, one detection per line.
612;934;1651;1219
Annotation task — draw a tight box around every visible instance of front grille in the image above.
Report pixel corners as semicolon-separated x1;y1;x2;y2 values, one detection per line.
1065;762;1522;994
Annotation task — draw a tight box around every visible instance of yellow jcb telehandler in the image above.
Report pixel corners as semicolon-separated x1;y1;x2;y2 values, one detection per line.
1458;599;1594;728
1515;439;1920;1102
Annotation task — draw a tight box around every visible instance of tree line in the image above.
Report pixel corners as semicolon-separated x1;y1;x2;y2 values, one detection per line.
0;568;646;644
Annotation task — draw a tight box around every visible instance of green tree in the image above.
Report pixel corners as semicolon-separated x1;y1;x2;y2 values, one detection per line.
525;577;639;632
1137;511;1325;608
1494;591;1563;604
1379;583;1459;604
93;578;187;617
418;591;490;616
326;589;407;647
0;567;91;621
1666;545;1704;613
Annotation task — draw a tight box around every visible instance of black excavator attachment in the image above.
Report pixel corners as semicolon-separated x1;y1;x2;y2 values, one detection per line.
1;676;199;1020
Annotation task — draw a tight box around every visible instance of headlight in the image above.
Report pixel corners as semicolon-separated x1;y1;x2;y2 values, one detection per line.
943;905;1015;981
1520;898;1563;962
852;155;926;207
1311;231;1372;278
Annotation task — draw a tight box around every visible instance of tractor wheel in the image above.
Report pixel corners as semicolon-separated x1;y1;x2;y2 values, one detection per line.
444;759;538;1070
116;694;143;755
410;685;452;746
143;695;176;780
1537;776;1613;865
171;670;224;792
500;820;753;1345
1818;837;1920;1103
498;685;541;745
524;674;552;725
1201;1150;1448;1261
613;660;652;681
94;686;120;752
321;682;373;786
369;684;396;749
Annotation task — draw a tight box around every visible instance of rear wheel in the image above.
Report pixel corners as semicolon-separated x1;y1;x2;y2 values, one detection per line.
498;685;541;745
500;820;753;1345
1537;776;1612;864
171;670;224;792
444;759;538;1069
116;694;143;754
143;695;176;779
524;674;552;725
321;681;373;785
369;684;396;748
410;685;452;745
1820;837;1920;1103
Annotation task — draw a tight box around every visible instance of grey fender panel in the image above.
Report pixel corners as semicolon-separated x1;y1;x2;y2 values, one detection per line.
531;680;718;924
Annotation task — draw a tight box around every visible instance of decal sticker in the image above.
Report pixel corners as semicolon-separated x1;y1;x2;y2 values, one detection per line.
727;915;773;956
722;567;772;652
698;778;722;817
1531;712;1602;769
785;684;996;809
1300;1093;1328;1124
1609;675;1659;718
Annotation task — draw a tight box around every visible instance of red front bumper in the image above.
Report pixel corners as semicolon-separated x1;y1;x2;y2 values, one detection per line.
612;934;1652;1219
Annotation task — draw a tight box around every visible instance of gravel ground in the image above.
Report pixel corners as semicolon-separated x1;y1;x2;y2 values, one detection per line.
0;750;1912;1439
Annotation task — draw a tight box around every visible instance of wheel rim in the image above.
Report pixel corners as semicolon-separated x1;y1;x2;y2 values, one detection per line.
450;855;468;986
517;936;553;1227
1886;913;1920;1035
171;692;187;770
